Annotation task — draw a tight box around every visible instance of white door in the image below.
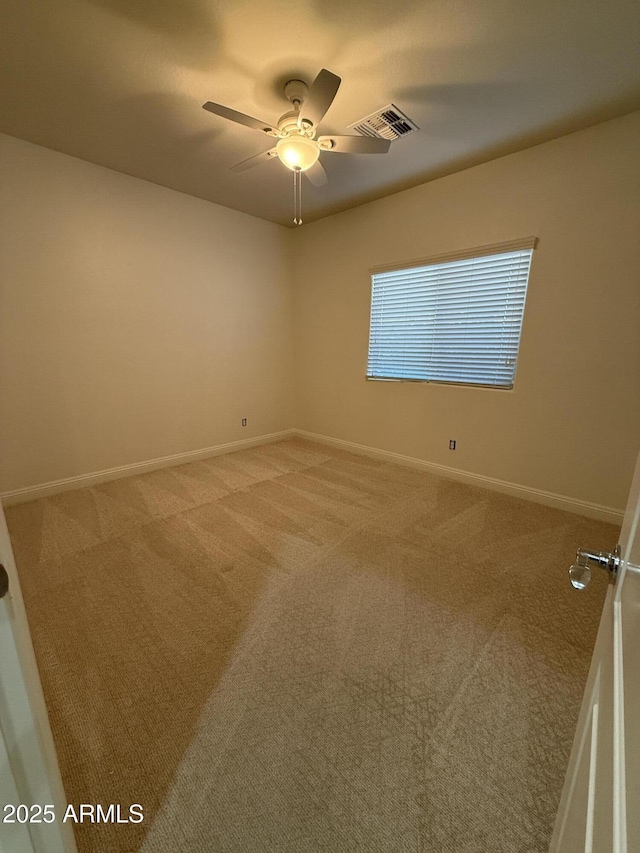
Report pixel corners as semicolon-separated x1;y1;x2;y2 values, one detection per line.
0;503;76;853
549;451;640;852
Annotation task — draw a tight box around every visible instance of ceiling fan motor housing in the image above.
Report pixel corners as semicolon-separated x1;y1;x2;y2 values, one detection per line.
277;110;314;138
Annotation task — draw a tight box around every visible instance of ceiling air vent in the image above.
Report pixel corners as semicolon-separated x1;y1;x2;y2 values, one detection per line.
348;104;419;141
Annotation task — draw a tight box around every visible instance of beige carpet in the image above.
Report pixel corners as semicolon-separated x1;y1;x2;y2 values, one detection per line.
5;438;616;853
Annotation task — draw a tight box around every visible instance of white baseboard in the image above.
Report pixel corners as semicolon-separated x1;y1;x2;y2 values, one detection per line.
2;427;625;524
1;430;296;506
294;429;624;524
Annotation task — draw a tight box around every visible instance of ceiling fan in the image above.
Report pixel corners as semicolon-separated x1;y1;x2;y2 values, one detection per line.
202;69;391;224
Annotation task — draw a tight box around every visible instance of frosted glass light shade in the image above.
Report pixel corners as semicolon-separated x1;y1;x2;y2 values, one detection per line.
276;135;320;171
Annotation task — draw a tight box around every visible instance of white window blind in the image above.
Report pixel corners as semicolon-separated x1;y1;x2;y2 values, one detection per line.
367;243;535;389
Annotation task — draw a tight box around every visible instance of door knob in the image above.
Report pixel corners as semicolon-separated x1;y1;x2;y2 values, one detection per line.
569;562;591;590
569;545;620;589
0;564;8;598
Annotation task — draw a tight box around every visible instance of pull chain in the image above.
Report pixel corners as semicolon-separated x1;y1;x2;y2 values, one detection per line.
293;167;303;226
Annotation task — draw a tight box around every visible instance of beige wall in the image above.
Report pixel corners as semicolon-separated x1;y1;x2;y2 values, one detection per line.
291;111;640;510
0;134;293;492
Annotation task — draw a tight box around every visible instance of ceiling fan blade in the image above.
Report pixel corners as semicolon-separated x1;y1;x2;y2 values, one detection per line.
230;148;278;173
304;160;328;187
299;69;341;127
203;102;277;135
318;135;391;154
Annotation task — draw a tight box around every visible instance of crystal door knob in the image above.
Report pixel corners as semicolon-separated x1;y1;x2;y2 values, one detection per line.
569;563;591;590
568;545;620;590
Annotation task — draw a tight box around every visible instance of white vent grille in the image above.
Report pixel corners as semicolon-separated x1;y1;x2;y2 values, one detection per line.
348;104;419;141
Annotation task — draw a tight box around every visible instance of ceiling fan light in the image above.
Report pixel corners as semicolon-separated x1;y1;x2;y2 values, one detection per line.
276;135;320;171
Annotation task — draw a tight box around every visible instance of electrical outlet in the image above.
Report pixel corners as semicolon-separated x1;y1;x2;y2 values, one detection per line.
241;418;247;427
449;439;456;450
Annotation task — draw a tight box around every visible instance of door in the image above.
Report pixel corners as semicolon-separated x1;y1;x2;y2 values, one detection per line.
549;451;640;852
0;503;76;853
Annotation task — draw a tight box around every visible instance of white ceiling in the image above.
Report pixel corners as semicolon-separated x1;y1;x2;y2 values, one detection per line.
1;0;639;227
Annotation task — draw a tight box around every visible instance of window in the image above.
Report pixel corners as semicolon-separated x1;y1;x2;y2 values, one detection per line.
366;238;535;389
